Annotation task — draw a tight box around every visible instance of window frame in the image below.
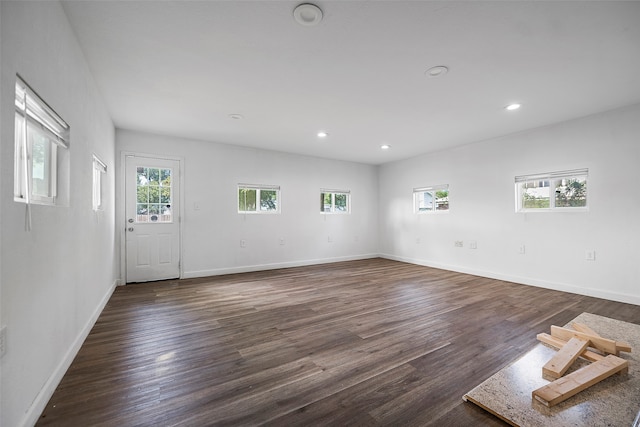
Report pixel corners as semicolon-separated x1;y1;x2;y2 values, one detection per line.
515;169;588;213
135;166;174;223
14;75;69;206
237;184;281;214
413;184;449;214
320;189;351;214
92;155;107;211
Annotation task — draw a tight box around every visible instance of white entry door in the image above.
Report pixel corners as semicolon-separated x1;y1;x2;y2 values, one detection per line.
125;155;180;283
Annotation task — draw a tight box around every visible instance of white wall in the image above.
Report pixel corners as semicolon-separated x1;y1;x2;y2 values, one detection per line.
0;2;117;427
379;104;640;306
116;129;379;280
0;2;4;422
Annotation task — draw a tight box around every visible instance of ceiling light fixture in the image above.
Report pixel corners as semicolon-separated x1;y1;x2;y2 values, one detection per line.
317;131;328;138
425;65;449;78
228;113;244;120
505;103;521;111
293;3;323;26
380;144;391;150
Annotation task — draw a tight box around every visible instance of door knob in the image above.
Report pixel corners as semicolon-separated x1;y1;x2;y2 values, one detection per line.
128;227;134;232
128;218;134;223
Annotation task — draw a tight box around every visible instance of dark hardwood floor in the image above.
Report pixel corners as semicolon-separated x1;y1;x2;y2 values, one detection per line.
37;258;640;426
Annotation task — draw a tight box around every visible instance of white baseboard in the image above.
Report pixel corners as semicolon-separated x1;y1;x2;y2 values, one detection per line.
183;253;379;279
21;279;118;427
380;253;640;306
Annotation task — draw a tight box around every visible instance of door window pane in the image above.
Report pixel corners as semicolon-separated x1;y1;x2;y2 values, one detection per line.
137;167;148;186
161;187;171;204
137;186;149;203
148;168;159;185
136;166;172;222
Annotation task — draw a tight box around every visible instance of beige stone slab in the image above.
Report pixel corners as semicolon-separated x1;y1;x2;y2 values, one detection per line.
463;313;640;427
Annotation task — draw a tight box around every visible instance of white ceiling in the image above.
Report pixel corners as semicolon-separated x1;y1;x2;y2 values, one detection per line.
61;1;640;165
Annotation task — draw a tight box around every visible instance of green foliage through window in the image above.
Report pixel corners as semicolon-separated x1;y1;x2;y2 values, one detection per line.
516;170;587;211
238;185;280;213
136;167;172;222
321;191;350;213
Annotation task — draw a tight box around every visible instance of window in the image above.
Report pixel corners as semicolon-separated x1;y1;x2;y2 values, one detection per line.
137;167;173;222
238;184;280;213
515;169;588;212
14;75;69;206
320;190;350;214
92;155;107;211
413;185;449;213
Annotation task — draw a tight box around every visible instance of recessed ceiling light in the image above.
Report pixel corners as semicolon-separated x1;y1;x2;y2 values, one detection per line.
293;3;323;26
425;65;449;78
505;103;521;111
317;131;328;138
380;144;391;150
228;113;244;120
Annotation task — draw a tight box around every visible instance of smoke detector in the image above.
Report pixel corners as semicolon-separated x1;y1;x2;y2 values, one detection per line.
294;4;323;26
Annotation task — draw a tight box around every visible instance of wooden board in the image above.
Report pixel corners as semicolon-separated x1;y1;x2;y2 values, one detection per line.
542;337;590;379
537;333;604;362
550;325;619;354
533;355;628;407
571;322;601;337
572;322;632;353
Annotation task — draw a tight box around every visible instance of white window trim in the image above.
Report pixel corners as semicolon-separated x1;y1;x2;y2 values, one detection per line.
237;184;281;214
14;75;69;207
515;168;588;213
413;184;449;214
92;155;107;211
320;189;351;214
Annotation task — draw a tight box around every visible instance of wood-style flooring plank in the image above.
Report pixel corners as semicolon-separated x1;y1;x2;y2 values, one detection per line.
36;258;640;426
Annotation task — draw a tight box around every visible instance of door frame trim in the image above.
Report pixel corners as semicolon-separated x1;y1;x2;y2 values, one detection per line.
119;151;185;284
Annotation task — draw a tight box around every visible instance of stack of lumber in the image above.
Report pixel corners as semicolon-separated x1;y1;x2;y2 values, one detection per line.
532;322;631;407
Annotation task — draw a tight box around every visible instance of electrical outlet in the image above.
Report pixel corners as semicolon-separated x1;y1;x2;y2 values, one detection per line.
279;238;285;246
585;250;596;261
0;326;6;358
327;236;332;243
518;245;526;254
416;237;421;244
240;239;246;248
454;240;463;248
